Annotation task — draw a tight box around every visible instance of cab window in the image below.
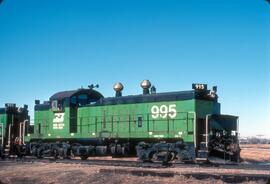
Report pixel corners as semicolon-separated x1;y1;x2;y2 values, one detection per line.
78;94;88;106
71;96;77;106
52;100;64;111
52;100;58;111
88;98;98;105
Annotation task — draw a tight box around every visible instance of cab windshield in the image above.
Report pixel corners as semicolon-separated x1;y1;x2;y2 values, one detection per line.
70;94;100;107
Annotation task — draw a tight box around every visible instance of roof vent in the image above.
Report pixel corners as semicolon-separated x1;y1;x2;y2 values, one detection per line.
140;80;151;95
113;82;124;97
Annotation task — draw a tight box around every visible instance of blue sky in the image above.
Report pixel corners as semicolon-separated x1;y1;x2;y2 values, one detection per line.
0;0;269;137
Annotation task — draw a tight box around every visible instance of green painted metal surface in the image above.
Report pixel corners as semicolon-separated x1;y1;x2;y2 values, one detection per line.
29;98;219;143
0;114;7;138
195;100;220;118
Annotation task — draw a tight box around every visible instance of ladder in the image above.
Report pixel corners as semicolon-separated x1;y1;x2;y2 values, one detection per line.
19;121;26;145
196;134;208;162
196;115;211;163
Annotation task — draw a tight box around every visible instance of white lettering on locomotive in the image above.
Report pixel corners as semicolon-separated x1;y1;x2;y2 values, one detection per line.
151;104;177;119
53;113;65;129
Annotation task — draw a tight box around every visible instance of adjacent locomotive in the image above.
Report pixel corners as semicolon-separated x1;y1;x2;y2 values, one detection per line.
0;81;240;163
0;104;30;158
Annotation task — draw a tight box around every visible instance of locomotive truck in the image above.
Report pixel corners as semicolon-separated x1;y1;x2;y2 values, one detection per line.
0;81;240;163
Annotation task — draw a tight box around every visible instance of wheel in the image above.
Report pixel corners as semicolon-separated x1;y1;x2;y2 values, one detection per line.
52;149;59;159
36;149;44;159
169;152;176;162
15;145;27;158
110;144;116;155
0;146;3;158
150;152;157;162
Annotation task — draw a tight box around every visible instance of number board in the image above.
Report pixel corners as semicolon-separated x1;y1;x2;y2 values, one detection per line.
192;83;207;91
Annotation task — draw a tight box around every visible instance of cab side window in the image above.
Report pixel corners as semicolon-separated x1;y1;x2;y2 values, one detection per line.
52;100;58;111
70;93;100;107
52;100;64;111
78;94;88;106
70;96;77;107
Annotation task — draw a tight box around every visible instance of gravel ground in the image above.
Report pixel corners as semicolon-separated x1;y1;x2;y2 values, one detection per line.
0;144;269;184
0;162;268;184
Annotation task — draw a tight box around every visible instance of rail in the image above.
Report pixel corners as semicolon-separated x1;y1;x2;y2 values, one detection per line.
205;114;211;148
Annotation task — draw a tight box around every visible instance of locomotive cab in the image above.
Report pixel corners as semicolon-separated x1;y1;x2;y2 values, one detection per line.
50;88;104;109
33;88;104;139
51;89;103;134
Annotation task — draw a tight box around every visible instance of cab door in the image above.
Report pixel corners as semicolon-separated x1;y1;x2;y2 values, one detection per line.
70;96;78;134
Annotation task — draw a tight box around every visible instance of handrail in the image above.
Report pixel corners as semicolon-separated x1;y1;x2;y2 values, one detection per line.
0;123;3;145
60;111;198;119
19;122;22;143
188;112;196;148
36;111;197;137
8;124;11;146
23;120;28;144
205;114;212;148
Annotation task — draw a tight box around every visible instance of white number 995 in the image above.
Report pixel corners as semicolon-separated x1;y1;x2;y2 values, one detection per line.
151;104;177;119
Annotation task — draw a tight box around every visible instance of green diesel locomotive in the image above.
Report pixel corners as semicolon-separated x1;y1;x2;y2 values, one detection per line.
0;81;240;163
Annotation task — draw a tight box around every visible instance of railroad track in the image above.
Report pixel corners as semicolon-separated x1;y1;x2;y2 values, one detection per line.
1;156;270;171
2;156;172;168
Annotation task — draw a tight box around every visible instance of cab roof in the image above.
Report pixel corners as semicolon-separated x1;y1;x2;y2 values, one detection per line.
50;88;104;101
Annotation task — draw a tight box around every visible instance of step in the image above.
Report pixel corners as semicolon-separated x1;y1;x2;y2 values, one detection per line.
197;150;208;158
197;150;209;153
196;157;208;161
196;157;209;164
199;142;207;150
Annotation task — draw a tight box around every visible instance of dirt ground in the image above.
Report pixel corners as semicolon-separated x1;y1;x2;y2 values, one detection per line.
0;144;269;184
0;162;269;184
240;144;270;163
